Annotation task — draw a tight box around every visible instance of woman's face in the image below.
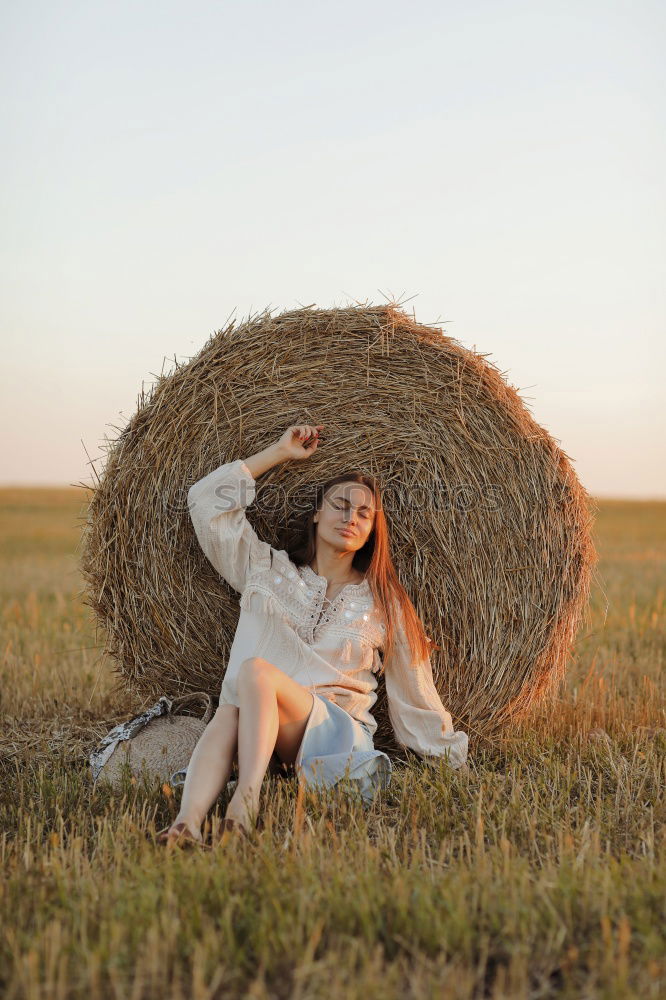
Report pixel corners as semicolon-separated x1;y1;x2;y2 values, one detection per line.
314;481;376;553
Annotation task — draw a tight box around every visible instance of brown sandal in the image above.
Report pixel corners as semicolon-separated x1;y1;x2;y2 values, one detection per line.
155;822;211;851
212;817;251;845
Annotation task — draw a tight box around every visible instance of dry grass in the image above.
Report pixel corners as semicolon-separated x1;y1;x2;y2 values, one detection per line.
0;487;663;999
78;303;596;747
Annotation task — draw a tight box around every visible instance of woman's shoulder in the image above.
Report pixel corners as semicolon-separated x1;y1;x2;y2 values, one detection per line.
260;546;309;583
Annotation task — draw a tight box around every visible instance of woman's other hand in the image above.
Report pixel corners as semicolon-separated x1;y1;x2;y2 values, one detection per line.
276;424;324;462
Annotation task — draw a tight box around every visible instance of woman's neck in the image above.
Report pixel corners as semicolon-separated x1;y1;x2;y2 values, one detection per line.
310;550;363;585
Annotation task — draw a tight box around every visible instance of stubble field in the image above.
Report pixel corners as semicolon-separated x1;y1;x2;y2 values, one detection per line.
0;488;664;999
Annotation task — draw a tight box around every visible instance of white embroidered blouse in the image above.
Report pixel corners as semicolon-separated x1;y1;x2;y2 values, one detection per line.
187;458;468;767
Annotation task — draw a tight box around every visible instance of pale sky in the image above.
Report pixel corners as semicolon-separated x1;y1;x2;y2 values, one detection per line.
1;0;664;498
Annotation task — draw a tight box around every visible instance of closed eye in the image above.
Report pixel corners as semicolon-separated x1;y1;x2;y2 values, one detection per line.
332;501;372;519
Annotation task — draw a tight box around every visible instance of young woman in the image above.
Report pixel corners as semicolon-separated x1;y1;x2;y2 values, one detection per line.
158;424;468;848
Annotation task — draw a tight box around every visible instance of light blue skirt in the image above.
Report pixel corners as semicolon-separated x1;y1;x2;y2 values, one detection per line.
294;693;392;805
169;694;392;806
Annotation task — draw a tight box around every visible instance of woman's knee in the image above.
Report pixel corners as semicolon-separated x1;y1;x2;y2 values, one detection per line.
237;656;273;690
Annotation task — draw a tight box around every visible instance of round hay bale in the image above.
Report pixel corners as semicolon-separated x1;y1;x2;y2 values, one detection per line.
79;302;598;751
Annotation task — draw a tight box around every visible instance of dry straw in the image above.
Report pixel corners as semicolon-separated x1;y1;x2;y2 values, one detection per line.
79;302;598;753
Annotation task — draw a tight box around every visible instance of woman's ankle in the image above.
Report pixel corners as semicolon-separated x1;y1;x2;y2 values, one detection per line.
225;787;260;827
173;813;203;835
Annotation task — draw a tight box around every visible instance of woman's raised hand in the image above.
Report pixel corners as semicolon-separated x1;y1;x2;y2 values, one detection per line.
276;424;324;462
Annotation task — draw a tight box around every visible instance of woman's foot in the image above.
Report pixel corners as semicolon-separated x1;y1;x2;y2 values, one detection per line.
212;816;251;847
224;787;259;833
156;818;208;849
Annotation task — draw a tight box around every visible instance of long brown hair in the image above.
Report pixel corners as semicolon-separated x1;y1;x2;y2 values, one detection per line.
287;470;437;672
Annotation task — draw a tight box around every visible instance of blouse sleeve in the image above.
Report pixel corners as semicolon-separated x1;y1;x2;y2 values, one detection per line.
187;457;273;593
382;609;468;768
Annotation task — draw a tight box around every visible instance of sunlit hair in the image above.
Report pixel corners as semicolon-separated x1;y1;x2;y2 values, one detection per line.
287;471;437;672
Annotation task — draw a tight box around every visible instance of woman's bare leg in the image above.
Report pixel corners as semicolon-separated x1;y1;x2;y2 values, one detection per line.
166;703;240;840
225;657;315;830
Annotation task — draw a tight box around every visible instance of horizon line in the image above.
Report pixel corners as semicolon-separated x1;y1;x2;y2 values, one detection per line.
0;483;665;503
